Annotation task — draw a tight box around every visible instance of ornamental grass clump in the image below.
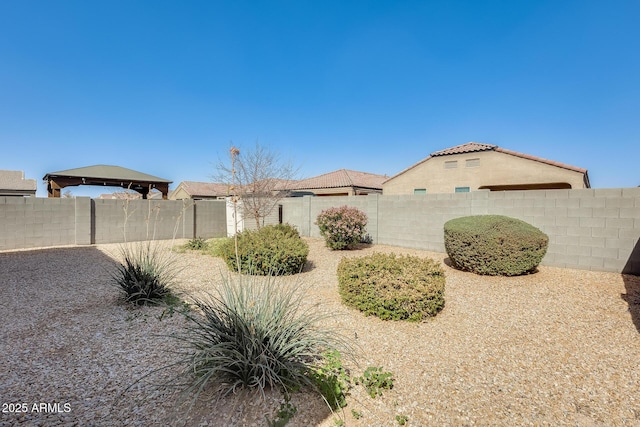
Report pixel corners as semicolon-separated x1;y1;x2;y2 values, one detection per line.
337;253;445;321
316;206;368;250
444;215;549;276
112;241;180;306
172;273;346;400
218;224;309;275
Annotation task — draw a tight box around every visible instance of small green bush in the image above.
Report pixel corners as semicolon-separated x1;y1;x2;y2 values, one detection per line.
218;224;309;275
337;253;445;321
444;215;549;276
316;206;368;250
184;237;209;251
111;241;180;306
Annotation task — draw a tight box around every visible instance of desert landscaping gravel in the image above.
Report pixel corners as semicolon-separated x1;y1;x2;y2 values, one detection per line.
1;238;640;426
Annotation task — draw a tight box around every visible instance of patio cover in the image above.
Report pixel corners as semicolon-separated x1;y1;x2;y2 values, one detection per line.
43;165;172;199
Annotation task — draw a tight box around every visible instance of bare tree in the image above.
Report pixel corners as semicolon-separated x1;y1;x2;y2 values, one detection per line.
215;142;297;229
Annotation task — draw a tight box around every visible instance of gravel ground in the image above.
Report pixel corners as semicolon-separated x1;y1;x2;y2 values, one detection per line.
1;238;640;427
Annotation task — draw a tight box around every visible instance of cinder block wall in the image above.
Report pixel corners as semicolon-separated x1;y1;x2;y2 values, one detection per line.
0;196;76;250
93;199;196;243
194;200;227;238
279;188;640;275
0;198;227;250
1;190;638;274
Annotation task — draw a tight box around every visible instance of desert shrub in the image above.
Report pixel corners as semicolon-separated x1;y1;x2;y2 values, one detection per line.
444;215;549;276
337;253;445;321
316;206;368;250
172;273;345;400
218;224;309;275
184;237;209;251
112;241;180;306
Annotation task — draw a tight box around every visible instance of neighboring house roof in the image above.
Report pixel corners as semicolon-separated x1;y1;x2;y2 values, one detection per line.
385;142;590;187
175;181;231;198
43;165;172;183
288;169;387;191
431;142;496;156
98;190;163;200
0;170;37;196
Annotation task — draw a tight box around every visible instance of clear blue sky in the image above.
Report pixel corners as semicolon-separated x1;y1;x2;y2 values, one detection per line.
1;1;638;197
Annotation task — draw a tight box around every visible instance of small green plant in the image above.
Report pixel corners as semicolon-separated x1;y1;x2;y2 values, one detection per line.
338;253;445;321
351;409;363;419
316;206;368;250
309;350;352;410
444;215;548;276
172;272;345;400
218;224;309;275
184;237;209;251
158;299;191;320
266;398;298;427
111;241;180;306
355;366;394;398
396;414;409;425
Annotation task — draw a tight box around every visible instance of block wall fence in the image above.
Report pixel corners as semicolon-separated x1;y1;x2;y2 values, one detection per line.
279;188;640;275
0;197;227;250
1;188;639;275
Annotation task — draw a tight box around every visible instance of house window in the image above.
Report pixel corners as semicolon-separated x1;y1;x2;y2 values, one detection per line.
444;160;458;169
466;158;480;167
455;187;470;193
413;188;427;194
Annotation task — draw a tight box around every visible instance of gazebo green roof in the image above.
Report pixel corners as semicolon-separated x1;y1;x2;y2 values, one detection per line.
43;165;172;199
43;165;172;183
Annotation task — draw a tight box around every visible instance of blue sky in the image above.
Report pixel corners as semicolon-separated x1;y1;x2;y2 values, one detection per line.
1;1;638;197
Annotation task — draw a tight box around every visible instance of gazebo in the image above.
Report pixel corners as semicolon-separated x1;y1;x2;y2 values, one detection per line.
43;165;172;199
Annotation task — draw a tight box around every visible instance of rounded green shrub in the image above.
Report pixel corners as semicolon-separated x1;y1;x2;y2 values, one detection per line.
337;253;445;321
444;215;549;276
316;206;368;250
219;223;309;275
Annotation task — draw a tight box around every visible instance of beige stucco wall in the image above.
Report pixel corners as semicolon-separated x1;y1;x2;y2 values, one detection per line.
169;185;190;200
383;150;587;195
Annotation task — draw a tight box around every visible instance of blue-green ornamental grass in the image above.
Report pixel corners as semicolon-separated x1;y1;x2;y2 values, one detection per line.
112;241;180;306
172;272;348;400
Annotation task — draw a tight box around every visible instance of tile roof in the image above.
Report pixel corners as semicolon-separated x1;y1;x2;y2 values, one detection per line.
179;181;231;197
384;142;589;184
0;170;37;192
288;169;387;190
494;146;588;174
431;142;497;156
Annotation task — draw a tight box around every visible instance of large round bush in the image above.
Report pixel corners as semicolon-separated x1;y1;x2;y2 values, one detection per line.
219;224;309;275
444;215;548;276
337;253;445;321
316;206;368;250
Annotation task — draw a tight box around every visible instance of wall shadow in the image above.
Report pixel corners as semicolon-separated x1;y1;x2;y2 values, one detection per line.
622;238;640;332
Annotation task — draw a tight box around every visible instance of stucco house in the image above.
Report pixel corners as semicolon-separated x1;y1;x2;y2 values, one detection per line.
0;170;37;197
287;169;388;196
169;181;232;200
383;142;590;195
